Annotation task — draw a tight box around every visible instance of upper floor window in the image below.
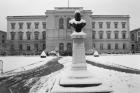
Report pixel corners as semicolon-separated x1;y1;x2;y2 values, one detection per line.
122;31;126;39
138;37;140;41
99;31;103;39
106;22;111;29
138;32;140;36
42;43;46;50
42;22;46;29
122;22;126;28
131;33;135;41
67;18;71;29
34;22;39;29
26;31;31;40
59;18;64;29
92;31;96;39
98;22;103;29
107;43;111;50
114;22;118;29
123;43;127;49
106;31;111;39
19;44;23;50
10;32;15;40
11;23;15;29
42;31;46;40
115;43;118;49
19;23;23;29
100;43;103;50
26;44;31;50
18;31;23;40
2;35;5;39
92;22;95;28
34;31;39;40
27;22;31;29
114;31;119;39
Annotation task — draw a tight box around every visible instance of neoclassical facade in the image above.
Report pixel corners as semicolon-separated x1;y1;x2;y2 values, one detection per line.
6;7;130;55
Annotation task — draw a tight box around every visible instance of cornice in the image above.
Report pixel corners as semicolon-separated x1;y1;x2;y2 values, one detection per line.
91;15;130;19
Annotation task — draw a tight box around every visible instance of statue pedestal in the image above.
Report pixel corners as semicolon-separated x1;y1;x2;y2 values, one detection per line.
50;31;112;93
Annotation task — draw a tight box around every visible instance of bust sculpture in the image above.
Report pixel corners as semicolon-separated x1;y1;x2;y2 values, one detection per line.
69;10;86;32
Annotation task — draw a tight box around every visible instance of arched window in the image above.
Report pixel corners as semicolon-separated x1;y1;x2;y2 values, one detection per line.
59;43;64;52
99;31;103;39
42;31;46;40
59;18;64;29
67;18;71;29
10;32;15;40
26;31;31;40
18;31;23;40
34;31;39;40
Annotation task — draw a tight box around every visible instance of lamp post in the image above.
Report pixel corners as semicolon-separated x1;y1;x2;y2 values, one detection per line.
0;60;3;74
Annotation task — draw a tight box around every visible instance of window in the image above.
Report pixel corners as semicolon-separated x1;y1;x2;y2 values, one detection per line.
19;23;23;29
106;22;111;29
115;43;118;49
18;31;23;40
107;44;111;50
34;31;39;40
11;23;15;29
34;43;39;51
26;31;31;40
27;22;31;29
114;22;118;28
34;22;39;29
67;18;71;29
27;44;30;50
59;43;64;52
2;40;5;43
42;31;46;40
106;31;111;39
42;22;46;29
122;31;126;39
10;44;15;50
138;32;140;36
10;32;15;40
114;31;119;39
99;31;103;39
131;33;135;41
92;22;95;28
138;37;140;41
92;31;96;39
98;22;103;28
2;35;5;39
100;43;103;50
19;44;23;50
122;22;126;28
123;43;126;49
42;44;46;50
59;18;64;29
67;43;72;52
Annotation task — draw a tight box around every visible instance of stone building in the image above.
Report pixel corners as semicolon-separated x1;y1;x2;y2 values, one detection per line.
130;28;140;53
6;7;130;55
0;30;7;55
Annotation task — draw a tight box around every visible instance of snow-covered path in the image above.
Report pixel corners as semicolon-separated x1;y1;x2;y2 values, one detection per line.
57;56;140;93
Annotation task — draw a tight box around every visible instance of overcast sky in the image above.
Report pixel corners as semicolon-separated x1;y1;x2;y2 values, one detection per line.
0;0;140;31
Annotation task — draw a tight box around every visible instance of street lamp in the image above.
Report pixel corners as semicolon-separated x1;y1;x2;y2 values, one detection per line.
0;60;3;74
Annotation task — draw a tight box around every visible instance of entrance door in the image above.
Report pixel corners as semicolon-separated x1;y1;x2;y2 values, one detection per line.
67;43;72;56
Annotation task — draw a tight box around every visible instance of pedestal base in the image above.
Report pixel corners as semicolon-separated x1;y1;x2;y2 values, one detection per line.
51;77;112;93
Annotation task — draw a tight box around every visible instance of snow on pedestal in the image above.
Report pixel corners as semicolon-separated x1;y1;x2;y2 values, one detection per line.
40;51;46;58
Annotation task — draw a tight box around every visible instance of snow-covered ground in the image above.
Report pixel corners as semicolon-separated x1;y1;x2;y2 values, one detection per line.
0;56;55;72
86;55;140;70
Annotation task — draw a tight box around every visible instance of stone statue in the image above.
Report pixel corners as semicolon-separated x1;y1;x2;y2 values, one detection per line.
69;10;86;32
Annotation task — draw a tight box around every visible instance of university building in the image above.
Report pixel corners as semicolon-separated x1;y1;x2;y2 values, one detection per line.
6;7;130;55
130;28;140;53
